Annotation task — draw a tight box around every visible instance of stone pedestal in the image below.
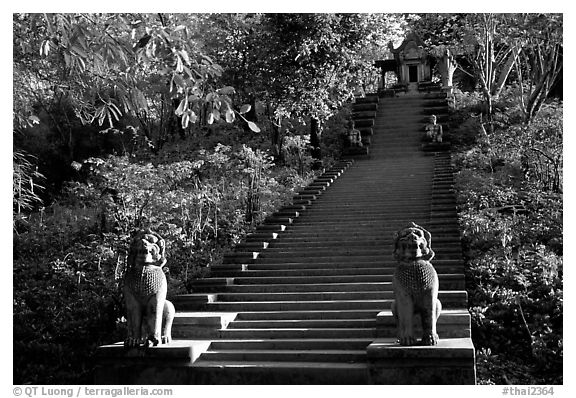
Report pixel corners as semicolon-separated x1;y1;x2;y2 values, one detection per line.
94;340;211;384
367;337;476;384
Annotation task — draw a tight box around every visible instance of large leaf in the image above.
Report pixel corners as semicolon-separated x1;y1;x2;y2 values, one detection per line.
247;121;261;133
225;108;235;123
175;97;187;116
239;104;251;114
182;112;190;129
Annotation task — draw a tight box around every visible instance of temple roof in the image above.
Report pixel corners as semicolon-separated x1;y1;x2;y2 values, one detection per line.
390;32;427;54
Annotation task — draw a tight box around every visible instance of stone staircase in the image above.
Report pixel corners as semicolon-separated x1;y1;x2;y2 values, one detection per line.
95;91;476;384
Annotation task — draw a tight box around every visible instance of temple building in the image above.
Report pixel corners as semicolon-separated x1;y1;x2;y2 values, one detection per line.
375;33;435;93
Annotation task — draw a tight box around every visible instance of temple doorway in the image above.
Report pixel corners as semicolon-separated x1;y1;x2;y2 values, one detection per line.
408;65;419;82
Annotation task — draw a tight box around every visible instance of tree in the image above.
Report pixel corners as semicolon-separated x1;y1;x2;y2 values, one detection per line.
463;14;524;117
412;14;520;116
412;13;562;123
13;13;246;157
514;14;562;123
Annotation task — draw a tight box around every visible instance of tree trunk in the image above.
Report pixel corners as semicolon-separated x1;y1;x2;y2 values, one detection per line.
492;45;521;100
310;116;322;161
439;49;457;88
270;115;283;163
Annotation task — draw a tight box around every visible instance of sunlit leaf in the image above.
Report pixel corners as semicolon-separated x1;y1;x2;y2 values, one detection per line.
247;121;261;133
225;108;235;123
179;49;190;65
182;112;190;129
239;104;251;114
175;55;184;73
28;115;40;125
175;98;187;116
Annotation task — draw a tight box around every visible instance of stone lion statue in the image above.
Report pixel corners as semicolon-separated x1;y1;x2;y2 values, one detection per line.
391;222;442;346
123;229;175;348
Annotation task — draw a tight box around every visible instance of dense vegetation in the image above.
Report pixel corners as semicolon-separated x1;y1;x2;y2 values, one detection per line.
13;13;562;384
450;91;562;384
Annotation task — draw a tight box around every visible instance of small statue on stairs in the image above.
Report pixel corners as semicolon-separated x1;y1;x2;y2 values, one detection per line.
123;229;175;348
346;120;364;148
391;222;442;346
424;115;443;143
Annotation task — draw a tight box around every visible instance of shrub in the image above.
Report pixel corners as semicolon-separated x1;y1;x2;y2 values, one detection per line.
453;95;562;384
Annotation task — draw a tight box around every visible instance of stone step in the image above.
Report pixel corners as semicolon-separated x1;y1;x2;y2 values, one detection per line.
355;96;379;104
354;119;374;128
231;252;460;265
199;299;465;312
228;318;378;329
353;111;377;119
271;231;462;241
290;206;437;214
244;257;464;268
194;281;391;293
195;290;463;303
215;262;464;274
186;360;371;384
193;276;465;292
264;241;458;249
199;349;368;363
226;273;464;285
279;227;459;235
282;230;460;241
270;235;458;244
290;215;455;224
299;204;451;211
250;251;460;261
175;294;467;312
237;310;381;321
352;103;377;112
259;244;461;255
96;358;371;384
174;327;378;339
208;338;373;350
377;96;446;104
375;114;449;123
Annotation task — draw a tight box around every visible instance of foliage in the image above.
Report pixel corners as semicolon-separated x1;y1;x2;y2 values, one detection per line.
13;135;313;384
12;13;253;162
13;150;45;220
513;14;563;122
453;90;562;384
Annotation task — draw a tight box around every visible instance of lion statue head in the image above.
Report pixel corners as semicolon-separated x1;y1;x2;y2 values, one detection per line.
126;229;167;269
393;222;434;262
